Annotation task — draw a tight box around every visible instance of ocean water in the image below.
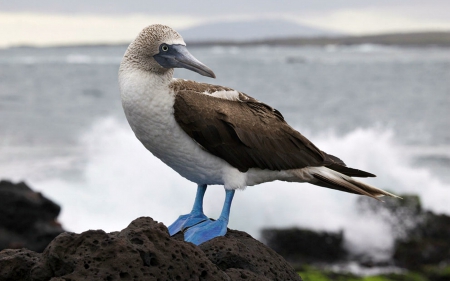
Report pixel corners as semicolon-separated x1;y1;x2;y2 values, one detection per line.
1;44;449;259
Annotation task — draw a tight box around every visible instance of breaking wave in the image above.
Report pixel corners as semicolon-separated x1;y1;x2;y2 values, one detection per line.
17;117;450;258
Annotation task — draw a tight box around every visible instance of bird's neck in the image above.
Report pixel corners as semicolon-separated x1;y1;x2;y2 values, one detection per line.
119;65;176;133
119;64;173;97
119;65;178;151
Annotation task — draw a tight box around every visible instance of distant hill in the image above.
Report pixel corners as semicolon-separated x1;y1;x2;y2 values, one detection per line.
180;19;340;42
187;31;450;47
14;30;449;49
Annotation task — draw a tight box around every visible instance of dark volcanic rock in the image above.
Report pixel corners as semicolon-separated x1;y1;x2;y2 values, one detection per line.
200;230;300;280
393;212;450;269
261;227;347;265
358;194;450;270
0;217;302;281
0;180;64;252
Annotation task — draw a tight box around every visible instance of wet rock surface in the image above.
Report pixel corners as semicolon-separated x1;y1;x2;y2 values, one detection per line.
0;180;64;252
261;227;347;265
393;211;450;270
0;217;302;281
358;194;450;271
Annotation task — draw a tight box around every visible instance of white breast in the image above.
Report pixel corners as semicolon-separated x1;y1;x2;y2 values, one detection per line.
119;70;245;187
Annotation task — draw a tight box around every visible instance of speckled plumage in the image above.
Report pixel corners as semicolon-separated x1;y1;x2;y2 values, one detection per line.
120;24;185;74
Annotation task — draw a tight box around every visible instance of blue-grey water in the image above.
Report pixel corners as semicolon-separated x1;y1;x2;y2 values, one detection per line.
1;44;449;259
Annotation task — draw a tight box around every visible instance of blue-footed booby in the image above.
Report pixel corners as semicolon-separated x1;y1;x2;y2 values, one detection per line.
119;24;398;245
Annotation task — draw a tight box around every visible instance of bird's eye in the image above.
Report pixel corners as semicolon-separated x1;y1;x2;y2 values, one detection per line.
161;45;169;52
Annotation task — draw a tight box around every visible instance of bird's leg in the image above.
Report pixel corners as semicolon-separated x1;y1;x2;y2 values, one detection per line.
184;188;235;245
168;184;208;236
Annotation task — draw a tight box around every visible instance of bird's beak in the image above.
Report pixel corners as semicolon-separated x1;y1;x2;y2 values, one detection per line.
153;44;216;78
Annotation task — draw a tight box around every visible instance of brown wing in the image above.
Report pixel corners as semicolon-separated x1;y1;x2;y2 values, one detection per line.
173;88;329;172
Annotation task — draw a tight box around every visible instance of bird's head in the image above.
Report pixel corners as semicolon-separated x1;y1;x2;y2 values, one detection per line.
122;24;215;78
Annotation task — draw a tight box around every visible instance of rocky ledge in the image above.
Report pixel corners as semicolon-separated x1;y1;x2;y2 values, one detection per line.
0;217;302;281
0;180;64;252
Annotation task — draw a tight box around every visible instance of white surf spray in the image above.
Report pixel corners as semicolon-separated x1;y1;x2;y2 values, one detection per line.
20;117;450;260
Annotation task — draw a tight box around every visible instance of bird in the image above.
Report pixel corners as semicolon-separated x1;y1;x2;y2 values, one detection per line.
118;24;398;246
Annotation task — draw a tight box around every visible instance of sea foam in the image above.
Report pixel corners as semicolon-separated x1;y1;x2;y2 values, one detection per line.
21;117;450;258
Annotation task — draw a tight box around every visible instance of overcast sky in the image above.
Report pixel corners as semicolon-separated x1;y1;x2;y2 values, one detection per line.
1;0;448;18
1;0;449;47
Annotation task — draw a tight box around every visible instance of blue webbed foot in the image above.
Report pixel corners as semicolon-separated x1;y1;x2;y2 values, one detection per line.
184;218;228;245
171;185;235;245
168;212;208;236
169;184;208;236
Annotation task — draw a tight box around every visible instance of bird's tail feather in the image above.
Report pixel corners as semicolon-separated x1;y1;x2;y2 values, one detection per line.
296;167;400;200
